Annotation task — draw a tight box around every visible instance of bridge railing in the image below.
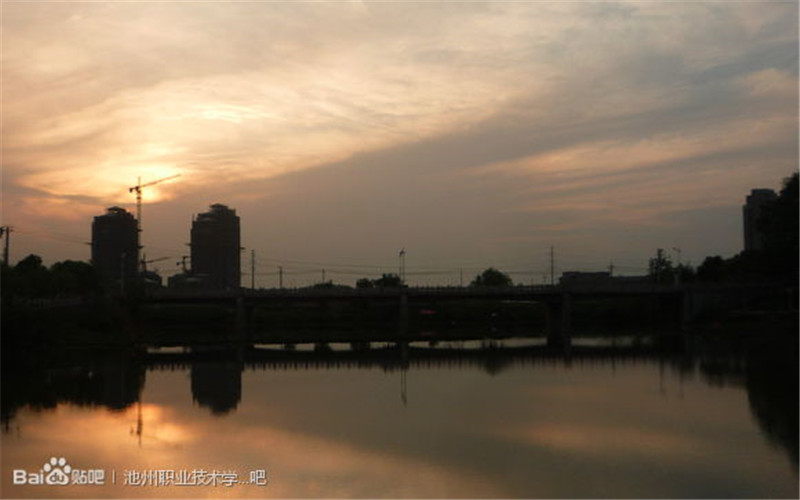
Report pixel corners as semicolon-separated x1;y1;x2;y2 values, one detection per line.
148;282;693;302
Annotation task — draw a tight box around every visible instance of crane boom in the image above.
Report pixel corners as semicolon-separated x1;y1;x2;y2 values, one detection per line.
139;254;170;273
136;174;181;190
128;174;181;272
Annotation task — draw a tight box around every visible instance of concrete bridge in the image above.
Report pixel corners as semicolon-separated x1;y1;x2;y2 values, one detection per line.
141;283;698;346
138;282;791;347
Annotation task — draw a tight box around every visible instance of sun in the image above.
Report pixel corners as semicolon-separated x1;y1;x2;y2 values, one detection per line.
128;167;183;204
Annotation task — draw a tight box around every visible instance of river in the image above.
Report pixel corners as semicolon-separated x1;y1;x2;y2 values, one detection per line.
1;332;797;498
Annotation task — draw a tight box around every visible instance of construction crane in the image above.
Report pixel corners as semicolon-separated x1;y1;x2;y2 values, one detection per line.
178;255;190;273
128;174;180;271
139;254;170;274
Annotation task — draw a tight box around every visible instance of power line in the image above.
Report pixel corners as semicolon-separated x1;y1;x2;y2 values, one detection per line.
14;227;88;247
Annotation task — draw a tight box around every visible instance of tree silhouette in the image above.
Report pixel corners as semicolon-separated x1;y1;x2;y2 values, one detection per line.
471;268;512;287
759;172;798;283
373;273;403;288
648;249;674;284
13;254;52;297
355;278;373;289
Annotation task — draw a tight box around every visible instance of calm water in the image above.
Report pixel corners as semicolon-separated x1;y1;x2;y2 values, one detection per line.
2;335;797;498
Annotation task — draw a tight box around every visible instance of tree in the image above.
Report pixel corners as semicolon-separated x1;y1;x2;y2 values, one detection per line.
373;273;403;288
693;172;798;285
471;268;512;287
675;263;695;283
355;278;373;289
13;254;52;297
697;256;725;282
758;172;799;283
648;249;674;284
50;260;99;296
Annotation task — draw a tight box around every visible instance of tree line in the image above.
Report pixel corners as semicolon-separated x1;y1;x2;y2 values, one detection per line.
2;255;101;300
649;172;798;286
3;172;795;297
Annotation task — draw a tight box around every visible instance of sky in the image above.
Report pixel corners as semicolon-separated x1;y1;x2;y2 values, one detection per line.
2;1;798;286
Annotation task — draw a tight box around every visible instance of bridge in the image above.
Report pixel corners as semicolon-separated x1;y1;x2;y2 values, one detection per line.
135;282;789;348
147;282;680;301
139;283;697;347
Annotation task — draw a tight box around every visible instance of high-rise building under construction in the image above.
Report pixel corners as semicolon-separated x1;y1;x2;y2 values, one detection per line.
91;206;138;288
743;188;777;251
191;204;241;290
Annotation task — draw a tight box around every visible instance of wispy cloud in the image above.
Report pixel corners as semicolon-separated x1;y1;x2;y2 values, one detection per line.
2;1;796;272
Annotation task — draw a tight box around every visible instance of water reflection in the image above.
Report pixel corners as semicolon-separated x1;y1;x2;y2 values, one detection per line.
2;333;797;498
1;349;144;426
190;349;243;415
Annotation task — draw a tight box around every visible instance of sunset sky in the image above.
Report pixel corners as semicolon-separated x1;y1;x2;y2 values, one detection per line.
2;1;797;286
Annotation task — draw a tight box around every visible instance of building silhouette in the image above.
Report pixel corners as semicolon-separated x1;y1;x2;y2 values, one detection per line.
191;204;241;290
743;189;777;251
91;206;138;288
190;359;243;416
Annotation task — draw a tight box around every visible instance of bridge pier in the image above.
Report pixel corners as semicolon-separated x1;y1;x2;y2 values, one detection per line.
545;293;571;349
234;297;254;339
398;292;409;337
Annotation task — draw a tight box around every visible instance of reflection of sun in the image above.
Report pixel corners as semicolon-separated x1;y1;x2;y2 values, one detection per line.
129;403;193;448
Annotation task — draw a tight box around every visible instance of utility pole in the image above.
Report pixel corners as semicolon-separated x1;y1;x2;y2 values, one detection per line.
322;268;326;283
550;245;555;286
278;266;283;289
609;262;614;277
0;226;13;266
398;248;406;283
251;250;255;290
459;268;463;287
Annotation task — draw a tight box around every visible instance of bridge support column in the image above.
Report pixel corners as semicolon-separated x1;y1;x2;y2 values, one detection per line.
398;292;409;337
234;296;250;339
546;293;571;349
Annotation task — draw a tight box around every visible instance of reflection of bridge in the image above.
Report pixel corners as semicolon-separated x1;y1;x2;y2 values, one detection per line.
144;284;693;345
143;341;685;374
157;341;688;415
4;335;794;468
1;340;687;424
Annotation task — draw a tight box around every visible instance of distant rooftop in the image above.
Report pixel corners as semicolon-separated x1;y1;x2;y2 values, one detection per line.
196;203;238;221
102;206;133;217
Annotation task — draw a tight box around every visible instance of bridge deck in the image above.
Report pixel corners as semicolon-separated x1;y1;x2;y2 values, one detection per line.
145;283;684;303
